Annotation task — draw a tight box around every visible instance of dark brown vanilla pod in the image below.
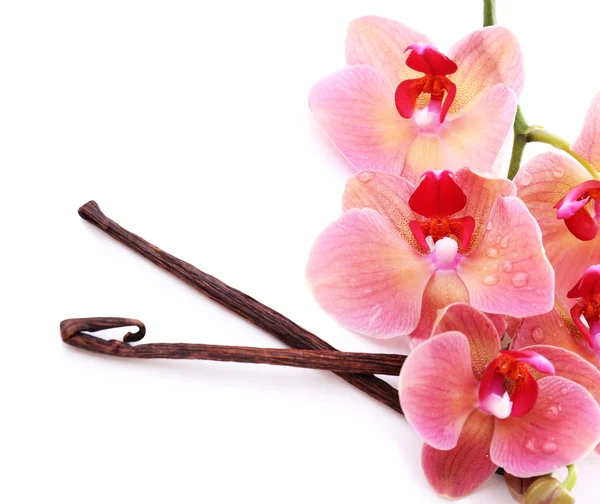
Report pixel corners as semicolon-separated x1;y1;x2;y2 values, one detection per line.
61;317;406;375
77;201;403;414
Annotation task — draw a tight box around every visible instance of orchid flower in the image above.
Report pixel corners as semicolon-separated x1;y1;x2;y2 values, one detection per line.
514;94;600;302
513;266;600;370
399;303;600;499
306;168;554;343
309;16;524;183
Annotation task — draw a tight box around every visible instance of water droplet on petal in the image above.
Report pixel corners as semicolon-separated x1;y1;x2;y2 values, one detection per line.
511;272;529;288
500;236;510;249
483;275;499;286
358;172;375;183
561;387;570;395
486;221;493;231
525;438;536;452
519;172;532;186
552;166;565;179
486;247;499;258
542;441;557;454
557;317;565;327
544;405;560;419
531;327;544;343
511;252;518;260
502;261;513;273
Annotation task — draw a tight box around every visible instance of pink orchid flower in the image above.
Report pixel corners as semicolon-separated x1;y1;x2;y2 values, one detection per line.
514;265;600;370
309;16;524;183
515;94;600;301
306;168;554;343
399;303;600;499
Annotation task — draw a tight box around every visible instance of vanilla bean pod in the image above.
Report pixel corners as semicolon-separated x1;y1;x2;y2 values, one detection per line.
77;201;403;413
61;317;406;375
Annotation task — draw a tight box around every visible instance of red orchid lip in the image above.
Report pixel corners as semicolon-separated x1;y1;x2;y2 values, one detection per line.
555;180;600;241
395;44;458;123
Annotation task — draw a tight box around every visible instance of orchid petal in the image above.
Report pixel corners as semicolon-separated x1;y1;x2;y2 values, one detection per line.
522;344;600;405
440;84;517;178
515;152;600;300
567;264;600;298
491;376;600;477
403;134;444;183
572;93;600;168
409;271;470;346
513;306;600;368
399;331;478;449
458;196;554;317
503;349;556;375
345;16;433;87
342;171;416;238
453;168;516;253
309;65;417;174
432;303;500;380
422;410;496;499
448;26;524;114
306;208;434;338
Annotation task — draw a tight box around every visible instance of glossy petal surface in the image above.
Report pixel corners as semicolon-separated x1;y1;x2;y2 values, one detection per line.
306;208;434;338
458;196;554;317
422;410;496;499
491;376;600;477
572;93;600;168
399;331;478;449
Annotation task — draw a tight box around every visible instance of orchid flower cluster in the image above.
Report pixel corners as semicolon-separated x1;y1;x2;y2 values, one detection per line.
305;12;600;502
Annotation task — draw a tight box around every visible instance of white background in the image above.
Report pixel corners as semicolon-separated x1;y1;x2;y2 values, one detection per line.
2;1;600;502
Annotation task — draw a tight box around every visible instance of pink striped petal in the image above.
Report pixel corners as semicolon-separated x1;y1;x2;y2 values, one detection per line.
458;196;554;317
408;271;470;346
523;345;600;408
453;168;516;253
432;303;501;380
515;152;599;300
345;16;433;87
306;208;434;338
491;376;600;477
342;171;416;243
513;306;600;368
572;93;600;168
422;410;496;499
309;65;417;174
399;331;478;449
440;84;517;178
448;26;524;114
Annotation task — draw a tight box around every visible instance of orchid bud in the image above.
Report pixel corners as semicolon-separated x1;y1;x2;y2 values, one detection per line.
505;473;575;503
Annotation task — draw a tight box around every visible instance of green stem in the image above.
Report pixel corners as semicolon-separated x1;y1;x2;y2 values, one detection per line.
483;0;496;27
507;106;528;180
562;464;577;491
527;129;600;180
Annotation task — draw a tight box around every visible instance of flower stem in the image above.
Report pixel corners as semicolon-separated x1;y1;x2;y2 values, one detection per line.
507;106;528;180
527;128;600;180
77;201;404;414
483;0;496;27
562;464;578;491
61;316;406;375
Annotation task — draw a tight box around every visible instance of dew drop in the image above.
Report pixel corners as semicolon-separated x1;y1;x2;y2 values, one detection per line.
502;261;513;273
500;236;510;249
552;166;565;179
483;275;499;286
542;441;558;455
486;221;494;231
511;272;529;288
525;438;536;452
519;172;532;186
561;386;570;395
557;317;565;328
358;171;375;183
544;405;560;419
486;247;499;258
531;327;544;343
511;252;519;260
